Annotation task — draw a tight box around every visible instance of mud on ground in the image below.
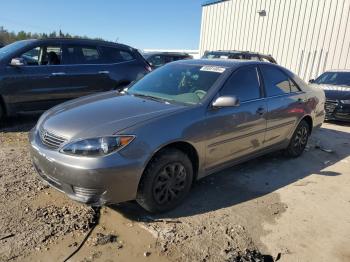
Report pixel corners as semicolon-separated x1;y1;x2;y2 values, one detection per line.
1;117;350;262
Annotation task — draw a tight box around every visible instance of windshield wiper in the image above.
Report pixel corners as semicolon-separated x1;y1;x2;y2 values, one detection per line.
132;93;168;103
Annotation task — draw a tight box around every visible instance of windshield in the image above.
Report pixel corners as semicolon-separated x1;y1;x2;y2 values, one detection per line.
0;40;34;60
315;72;350;86
127;63;225;105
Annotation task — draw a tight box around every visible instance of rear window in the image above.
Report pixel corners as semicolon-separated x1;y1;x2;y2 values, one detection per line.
100;46;135;63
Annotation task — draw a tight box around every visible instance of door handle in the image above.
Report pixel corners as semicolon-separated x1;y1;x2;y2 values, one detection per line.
51;72;66;76
98;71;110;74
256;107;266;115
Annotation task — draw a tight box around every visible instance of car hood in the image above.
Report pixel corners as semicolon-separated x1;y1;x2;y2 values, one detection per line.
309;84;350;100
40;92;185;140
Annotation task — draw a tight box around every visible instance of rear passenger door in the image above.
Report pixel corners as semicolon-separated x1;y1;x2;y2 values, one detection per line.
259;65;306;147
99;46;144;90
61;45;111;97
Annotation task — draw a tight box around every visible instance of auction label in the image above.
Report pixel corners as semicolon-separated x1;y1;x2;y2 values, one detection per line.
200;66;226;73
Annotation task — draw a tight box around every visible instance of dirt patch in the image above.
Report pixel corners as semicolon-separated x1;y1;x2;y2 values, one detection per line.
1;118;350;262
0;128;97;261
0;118;169;262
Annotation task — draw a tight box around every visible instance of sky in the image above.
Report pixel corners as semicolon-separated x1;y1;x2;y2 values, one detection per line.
0;0;204;50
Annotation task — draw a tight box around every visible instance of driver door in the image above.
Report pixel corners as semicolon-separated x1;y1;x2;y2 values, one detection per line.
204;66;267;171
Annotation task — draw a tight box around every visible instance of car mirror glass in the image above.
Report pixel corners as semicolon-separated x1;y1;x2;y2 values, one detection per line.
212;96;240;108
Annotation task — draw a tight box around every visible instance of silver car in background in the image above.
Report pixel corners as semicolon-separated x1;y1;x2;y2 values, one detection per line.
29;59;325;213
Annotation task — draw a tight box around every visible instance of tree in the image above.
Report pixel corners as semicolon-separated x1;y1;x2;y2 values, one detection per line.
0;26;107;45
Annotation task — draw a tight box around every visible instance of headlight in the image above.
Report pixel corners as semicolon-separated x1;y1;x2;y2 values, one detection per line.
340;99;350;104
60;136;135;157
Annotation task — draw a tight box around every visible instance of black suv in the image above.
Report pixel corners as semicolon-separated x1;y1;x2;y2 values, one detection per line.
309;70;350;122
142;52;192;69
0;38;151;121
202;50;277;64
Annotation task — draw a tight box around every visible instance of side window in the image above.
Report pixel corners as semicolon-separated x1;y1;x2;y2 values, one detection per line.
99;46;135;63
247;55;260;61
82;47;100;63
290;80;300;92
148;55;165;67
44;46;62;65
19;46;62;66
220;66;261;102
119;50;134;61
20;47;40;65
260;65;300;96
64;46;100;64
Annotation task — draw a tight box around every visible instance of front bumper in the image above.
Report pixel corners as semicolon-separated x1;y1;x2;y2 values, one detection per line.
29;128;144;205
325;100;350;122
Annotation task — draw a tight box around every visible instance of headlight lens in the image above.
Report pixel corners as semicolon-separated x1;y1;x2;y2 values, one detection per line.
60;136;135;156
340;99;350;104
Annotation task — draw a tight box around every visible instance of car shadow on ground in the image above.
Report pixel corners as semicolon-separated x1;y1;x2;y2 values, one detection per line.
111;125;350;220
0;115;39;133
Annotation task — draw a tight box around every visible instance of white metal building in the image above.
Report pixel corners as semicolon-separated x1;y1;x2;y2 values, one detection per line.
199;0;350;80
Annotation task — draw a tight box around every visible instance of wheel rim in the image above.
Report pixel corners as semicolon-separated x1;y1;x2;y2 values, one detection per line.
293;126;308;150
152;162;187;205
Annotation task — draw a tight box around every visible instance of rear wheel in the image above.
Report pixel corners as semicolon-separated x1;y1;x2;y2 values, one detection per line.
136;149;193;213
285;120;310;157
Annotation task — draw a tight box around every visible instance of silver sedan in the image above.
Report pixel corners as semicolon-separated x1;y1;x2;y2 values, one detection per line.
29;59;325;213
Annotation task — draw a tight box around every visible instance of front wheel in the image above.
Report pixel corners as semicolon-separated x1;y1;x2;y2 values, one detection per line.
285;120;310;157
136;149;193;213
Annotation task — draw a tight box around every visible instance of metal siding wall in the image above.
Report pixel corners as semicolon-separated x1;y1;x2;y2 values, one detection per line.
200;0;350;80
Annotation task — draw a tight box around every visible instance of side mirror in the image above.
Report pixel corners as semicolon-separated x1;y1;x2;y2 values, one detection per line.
309;79;315;84
10;58;25;67
212;96;240;108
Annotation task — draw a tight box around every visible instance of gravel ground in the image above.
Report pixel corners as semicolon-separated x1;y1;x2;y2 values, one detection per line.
0;118;97;261
1;117;349;262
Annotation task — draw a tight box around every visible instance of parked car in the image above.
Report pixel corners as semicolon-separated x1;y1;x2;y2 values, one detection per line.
143;52;192;69
202;50;277;63
30;59;325;213
309;70;350;122
0;38;151;121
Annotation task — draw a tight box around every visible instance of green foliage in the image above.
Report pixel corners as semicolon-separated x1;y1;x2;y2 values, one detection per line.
0;26;105;46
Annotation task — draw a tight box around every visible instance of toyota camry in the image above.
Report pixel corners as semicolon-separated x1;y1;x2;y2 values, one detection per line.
30;59;325;213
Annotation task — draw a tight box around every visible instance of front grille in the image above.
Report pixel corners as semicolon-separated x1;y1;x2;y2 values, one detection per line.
40;128;67;149
325;100;338;114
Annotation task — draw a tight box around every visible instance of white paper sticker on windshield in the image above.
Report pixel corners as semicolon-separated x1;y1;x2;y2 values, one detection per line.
200;66;226;73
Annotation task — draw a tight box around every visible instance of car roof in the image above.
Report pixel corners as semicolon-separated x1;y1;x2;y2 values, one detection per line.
174;58;268;68
24;38;134;50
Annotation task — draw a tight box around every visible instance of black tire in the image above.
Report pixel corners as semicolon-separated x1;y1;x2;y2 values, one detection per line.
285;120;310;157
136;148;193;213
